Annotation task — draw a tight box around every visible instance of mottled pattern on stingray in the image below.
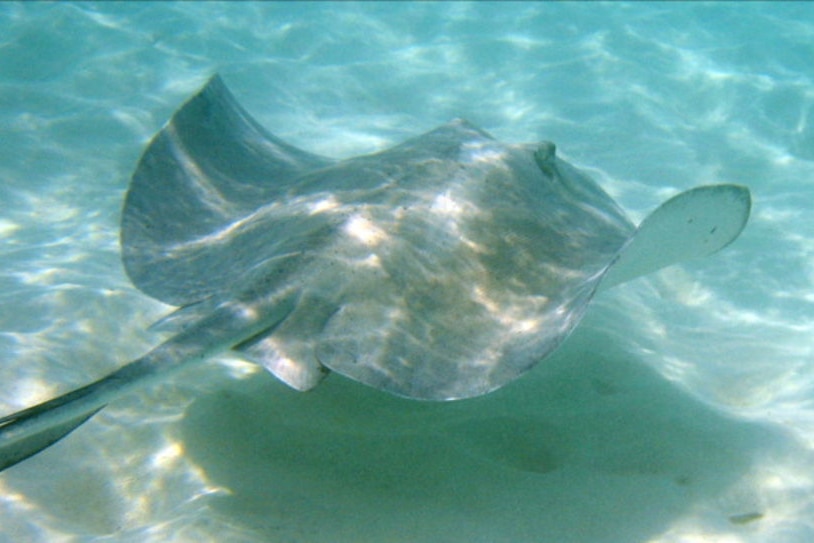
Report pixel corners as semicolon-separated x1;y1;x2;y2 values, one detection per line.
123;75;634;399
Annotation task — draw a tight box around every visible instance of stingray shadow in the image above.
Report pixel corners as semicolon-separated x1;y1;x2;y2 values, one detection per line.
179;312;796;543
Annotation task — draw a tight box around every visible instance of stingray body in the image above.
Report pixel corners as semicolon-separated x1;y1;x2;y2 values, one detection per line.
0;76;750;472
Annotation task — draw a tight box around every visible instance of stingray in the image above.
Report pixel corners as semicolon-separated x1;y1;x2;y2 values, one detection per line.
0;75;750;472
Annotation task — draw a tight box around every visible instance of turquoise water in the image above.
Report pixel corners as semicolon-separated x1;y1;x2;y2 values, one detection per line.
1;1;813;541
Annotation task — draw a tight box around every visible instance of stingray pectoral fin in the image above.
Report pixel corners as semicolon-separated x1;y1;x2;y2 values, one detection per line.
599;184;751;290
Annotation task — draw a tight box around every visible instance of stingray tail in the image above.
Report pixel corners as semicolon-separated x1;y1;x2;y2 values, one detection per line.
0;298;297;472
0;359;148;472
0;387;106;471
0;330;199;472
0;344;178;471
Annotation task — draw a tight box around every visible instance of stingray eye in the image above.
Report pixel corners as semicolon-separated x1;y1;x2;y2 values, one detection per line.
533;141;558;178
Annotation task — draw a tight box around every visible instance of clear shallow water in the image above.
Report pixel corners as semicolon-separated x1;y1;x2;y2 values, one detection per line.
1;1;813;542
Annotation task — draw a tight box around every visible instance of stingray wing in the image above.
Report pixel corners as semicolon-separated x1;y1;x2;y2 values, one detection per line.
121;75;335;307
121;76;642;400
599;184;751;289
305;142;636;399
